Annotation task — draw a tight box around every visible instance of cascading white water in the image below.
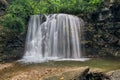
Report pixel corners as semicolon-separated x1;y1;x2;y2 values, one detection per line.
21;14;88;63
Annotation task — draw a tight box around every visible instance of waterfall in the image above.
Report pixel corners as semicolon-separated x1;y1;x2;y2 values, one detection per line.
21;14;88;63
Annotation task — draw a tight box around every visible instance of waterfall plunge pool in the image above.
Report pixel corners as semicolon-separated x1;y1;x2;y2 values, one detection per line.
19;56;90;63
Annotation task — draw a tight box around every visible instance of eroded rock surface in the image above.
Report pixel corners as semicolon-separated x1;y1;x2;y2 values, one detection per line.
0;63;90;80
0;63;13;71
106;70;120;80
42;67;89;80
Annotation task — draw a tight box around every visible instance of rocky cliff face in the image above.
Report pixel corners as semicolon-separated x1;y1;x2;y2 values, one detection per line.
0;30;25;62
84;1;120;57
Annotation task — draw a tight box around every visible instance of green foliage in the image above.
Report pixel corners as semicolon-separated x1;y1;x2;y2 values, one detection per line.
2;0;33;33
34;0;103;14
4;14;25;33
7;0;33;20
2;0;103;34
7;0;103;14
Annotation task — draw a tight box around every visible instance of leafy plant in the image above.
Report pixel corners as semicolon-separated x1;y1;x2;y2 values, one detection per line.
2;0;103;34
4;14;25;33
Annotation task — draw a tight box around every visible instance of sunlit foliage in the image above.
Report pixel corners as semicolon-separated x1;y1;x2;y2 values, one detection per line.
2;0;103;33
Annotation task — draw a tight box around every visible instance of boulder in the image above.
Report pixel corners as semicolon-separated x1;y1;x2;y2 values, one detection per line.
106;70;120;80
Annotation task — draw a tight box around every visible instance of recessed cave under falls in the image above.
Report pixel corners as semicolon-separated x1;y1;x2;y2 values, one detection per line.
20;14;88;63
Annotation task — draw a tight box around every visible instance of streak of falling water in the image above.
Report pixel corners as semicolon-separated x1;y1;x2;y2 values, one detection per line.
20;14;88;63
